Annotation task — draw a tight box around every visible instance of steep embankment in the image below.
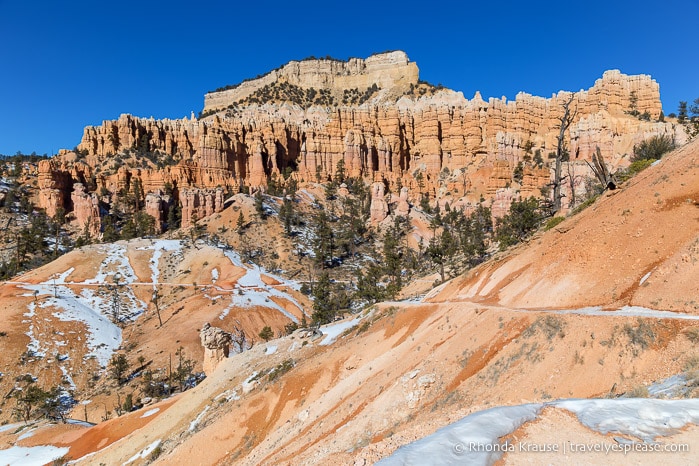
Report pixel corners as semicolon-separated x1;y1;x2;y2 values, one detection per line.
431;137;699;312
0;237;308;427
3;143;698;464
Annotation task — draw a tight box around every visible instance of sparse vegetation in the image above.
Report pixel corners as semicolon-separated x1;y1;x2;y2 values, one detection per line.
631;135;675;163
259;326;274;342
267;359;295;382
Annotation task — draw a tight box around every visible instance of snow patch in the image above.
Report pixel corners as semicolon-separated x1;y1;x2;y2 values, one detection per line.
378;404;541;465
189;405;210;432
242;372;258;393
222;250;303;323
265;345;278;355
639;271;652;285
140;407;160;418
319;316;364;346
0;445;70;466
124;439;161;464
557;398;699;443
380;398;699;465
21;284;122;366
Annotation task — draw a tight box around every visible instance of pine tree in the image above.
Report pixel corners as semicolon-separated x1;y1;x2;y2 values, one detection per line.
311;272;335;325
254;191;266;219
109;354;130;385
678;101;688;123
312;211;334;267
236;211;246;233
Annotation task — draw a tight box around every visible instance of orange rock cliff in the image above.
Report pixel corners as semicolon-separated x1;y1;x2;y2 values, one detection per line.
37;51;683;231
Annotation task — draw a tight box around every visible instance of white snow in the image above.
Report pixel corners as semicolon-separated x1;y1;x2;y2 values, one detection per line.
377;404;541;465
124;439;161;464
0;422;22;433
84;244;138;284
140;407;160;418
21;283;122;367
557;398;699;443
59;365;76;390
17;428;35;440
23;302;45;358
0;445;70;466
242;372;259;393
648;374;690;398
189;405;210;432
639;271;652;285
265;345;278;355
222;250;304;323
523;305;699;321
141;239;183;289
380;398;699;465
319;316;364;346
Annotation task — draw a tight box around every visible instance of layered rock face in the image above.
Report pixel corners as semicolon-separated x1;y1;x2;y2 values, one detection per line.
39;52;680;229
200;323;232;375
203;51;419;112
71;183;101;237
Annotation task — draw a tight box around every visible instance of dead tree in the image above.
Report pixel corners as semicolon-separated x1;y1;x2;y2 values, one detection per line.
552;94;577;214
586;146;617;191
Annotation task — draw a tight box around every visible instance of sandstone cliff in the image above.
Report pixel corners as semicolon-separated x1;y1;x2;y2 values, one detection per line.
39;52;683;232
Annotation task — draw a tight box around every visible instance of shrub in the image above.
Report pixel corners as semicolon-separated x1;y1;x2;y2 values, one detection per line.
631;135;675;162
544;216;565;231
685;327;699;344
259;326;274;341
627;385;649;398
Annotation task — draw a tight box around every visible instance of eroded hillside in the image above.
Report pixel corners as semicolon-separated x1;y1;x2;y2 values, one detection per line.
3;133;696;465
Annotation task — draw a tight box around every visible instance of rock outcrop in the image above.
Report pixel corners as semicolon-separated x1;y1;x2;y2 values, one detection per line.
180;187;224;228
203;51;419;113
37;52;681;227
200;323;232;375
71;183;101;237
370;182;389;224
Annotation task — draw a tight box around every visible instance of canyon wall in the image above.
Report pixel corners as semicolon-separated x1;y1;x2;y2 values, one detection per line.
40;52;682;233
203;51;419;112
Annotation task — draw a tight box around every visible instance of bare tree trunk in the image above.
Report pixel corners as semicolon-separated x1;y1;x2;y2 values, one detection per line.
566;162;577;209
553;95;577;214
586;146;617;191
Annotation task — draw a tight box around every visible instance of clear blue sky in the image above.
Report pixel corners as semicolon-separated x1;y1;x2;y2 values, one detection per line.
1;0;697;156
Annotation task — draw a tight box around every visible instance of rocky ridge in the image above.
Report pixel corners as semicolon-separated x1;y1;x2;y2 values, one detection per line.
39;52;683;232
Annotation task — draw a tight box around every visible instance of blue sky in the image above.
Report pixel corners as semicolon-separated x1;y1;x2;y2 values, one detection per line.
1;0;697;155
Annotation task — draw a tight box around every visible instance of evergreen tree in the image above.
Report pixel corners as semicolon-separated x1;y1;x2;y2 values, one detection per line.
254;191;266;219
678;101;688;123
311;272;334;325
279;197;296;236
382;219;404;298
495;197;542;249
312;210;334;267
109;354;130;385
354;262;385;303
173;346;194;392
167;204;181;230
236;211;246;233
259;326;274;341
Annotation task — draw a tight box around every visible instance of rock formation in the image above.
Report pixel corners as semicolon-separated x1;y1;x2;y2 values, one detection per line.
180;187;225;228
145;190;170;233
370;182;389;224
203;51;419;113
37;52;682;225
200;323;232;374
71;183;101;237
396;187;411;216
